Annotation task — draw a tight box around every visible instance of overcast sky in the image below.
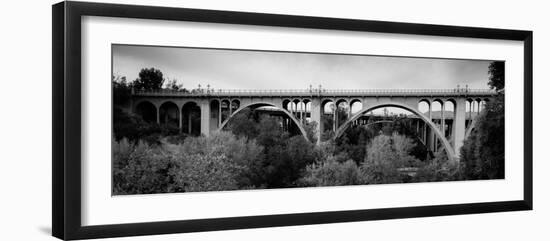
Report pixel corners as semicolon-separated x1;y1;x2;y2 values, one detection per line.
112;44;494;90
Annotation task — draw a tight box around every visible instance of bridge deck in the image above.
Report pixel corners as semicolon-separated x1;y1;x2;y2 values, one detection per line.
133;88;496;98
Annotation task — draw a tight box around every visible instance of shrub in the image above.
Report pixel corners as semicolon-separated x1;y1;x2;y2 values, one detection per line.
167;131;263;188
169;153;242;192
414;149;460;182
112;139;174;195
301;158;362;187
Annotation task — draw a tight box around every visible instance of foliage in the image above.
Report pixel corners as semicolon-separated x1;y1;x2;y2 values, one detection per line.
132;67;165;90
360;133;422;184
112;139;174;195
169;153;242;192
460;101;505;179
460;61;505;179
251;116;317;187
301;158;362;187
171;131;264;187
112;132;264;194
227;111;319;187
488;61;505;91
112;75;132;106
164;78;184;91
414;149;460;182
303;121;318;144
364;133;418;167
113;107;180;144
226;108;259;138
336;118;429;163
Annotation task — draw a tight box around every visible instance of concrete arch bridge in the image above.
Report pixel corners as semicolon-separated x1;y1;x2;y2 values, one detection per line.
128;87;495;161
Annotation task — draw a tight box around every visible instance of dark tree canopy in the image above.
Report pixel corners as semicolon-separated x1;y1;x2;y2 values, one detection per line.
112;75;132;106
488;61;505;91
132;68;165;90
460;61;505;179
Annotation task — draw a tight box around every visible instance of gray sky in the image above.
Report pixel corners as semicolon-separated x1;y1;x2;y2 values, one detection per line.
112;45;494;91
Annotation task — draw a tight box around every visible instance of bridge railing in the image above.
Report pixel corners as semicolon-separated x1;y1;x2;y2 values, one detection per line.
133;88;496;97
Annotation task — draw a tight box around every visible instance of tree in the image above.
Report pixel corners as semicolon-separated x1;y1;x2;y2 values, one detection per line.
227;109;259;138
112;139;174;195
170;153;242;192
301;158;362;187
164;78;183;90
303;121;318;144
132;68;165;90
112;75;132;106
361;133;420;184
488;61;505;91
460;61;505;179
414;149;459;182
172;131;264;188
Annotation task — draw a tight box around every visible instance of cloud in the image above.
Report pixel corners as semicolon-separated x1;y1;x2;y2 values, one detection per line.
113;45;494;90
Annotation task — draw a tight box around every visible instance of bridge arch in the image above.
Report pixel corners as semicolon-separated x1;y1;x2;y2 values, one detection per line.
182;101;201;136
159;101;179;127
134;100;157;123
218;102;310;141
334;102;455;161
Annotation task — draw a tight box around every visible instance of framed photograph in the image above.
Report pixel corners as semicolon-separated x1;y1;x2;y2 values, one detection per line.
52;1;533;240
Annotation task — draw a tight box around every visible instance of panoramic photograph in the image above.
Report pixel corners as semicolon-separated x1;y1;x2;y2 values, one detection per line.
111;44;505;195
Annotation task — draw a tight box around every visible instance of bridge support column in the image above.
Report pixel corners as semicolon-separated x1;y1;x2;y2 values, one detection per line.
426;127;433;152
333;105;337;132
440;108;445;135
200;100;211;137
156;106;160;124
179;109;183;132
453;98;466;160
218;101;222;128
310;98;322;145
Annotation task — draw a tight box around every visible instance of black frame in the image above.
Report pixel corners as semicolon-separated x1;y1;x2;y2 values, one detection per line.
52;1;533;240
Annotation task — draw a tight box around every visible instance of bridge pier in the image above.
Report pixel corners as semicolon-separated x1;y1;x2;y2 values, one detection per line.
200;100;211;136
310;99;322;145
452;98;466;158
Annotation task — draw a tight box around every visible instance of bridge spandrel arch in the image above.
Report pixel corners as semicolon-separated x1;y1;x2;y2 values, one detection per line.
334;102;456;162
217;101;309;141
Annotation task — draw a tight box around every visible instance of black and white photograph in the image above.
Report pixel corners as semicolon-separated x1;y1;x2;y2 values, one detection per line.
1;0;544;240
111;44;505;195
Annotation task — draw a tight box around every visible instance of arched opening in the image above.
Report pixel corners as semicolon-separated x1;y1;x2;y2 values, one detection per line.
350;99;363;116
335;103;455;161
218;102;309;140
473;98;481;114
286;101;297;118
231;100;240;114
335;99;349;128
321;99;335;141
290;99;300;120
417;100;431;149
444;100;455;139
430;100;443;152
210;100;221;128
135;101;157;123
303;99;312;123
466;99;474;129
221;99;231;123
159;101;179;128
283;99;292;113
334;106;432;163
182;102;201;136
296;100;306;123
418;100;430;115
